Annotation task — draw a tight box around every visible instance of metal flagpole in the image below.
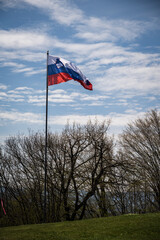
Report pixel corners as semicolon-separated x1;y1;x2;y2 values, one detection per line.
44;50;49;223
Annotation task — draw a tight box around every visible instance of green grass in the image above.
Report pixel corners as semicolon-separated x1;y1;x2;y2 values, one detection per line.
0;213;160;240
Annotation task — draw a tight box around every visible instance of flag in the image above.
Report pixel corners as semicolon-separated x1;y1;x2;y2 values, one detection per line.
1;199;6;215
48;55;92;90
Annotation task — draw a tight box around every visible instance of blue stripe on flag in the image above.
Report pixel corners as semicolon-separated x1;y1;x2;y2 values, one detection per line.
48;64;84;82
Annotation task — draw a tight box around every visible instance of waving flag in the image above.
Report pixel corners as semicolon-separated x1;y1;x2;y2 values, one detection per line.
48;55;92;90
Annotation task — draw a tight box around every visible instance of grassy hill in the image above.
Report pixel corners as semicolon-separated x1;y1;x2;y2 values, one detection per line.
0;213;160;240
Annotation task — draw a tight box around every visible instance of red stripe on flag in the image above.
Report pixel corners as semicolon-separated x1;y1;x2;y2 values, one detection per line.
76;79;93;90
48;72;72;86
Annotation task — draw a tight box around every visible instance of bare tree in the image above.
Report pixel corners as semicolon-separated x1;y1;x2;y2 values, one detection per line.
47;121;115;221
0;132;45;224
120;109;160;211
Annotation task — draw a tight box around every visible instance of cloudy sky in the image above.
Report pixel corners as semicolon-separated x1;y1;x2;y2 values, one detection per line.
0;0;160;141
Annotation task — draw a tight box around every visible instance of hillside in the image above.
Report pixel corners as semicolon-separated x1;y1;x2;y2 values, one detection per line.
0;213;160;240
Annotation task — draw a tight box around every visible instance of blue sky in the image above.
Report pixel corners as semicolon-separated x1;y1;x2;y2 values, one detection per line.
0;0;160;142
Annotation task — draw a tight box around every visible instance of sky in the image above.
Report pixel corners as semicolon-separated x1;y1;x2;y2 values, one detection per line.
0;0;160;142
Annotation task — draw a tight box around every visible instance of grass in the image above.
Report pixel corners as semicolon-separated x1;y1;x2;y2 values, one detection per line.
0;213;160;240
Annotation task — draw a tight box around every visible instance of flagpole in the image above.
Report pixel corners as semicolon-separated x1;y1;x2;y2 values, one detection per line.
44;50;49;223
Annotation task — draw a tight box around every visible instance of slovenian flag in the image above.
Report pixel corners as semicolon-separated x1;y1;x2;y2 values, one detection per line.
48;55;92;90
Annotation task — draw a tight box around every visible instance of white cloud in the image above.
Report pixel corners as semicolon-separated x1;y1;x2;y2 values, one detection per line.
1;87;33;102
28;93;74;105
0;84;8;90
12;67;35;73
0;110;43;124
95;65;160;94
0;50;45;62
48;111;145;128
21;0;84;26
70;92;109;101
13;67;45;76
0;29;51;50
49;89;67;94
1;0;84;26
0;93;24;102
1;85;110;106
146;96;156;101
0;0;20;8
75;17;153;42
0;58;46;76
0;108;150;138
2;61;25;68
0;92;7;99
27;90;109;106
8;87;33;93
1;0;156;44
0;110;123;127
